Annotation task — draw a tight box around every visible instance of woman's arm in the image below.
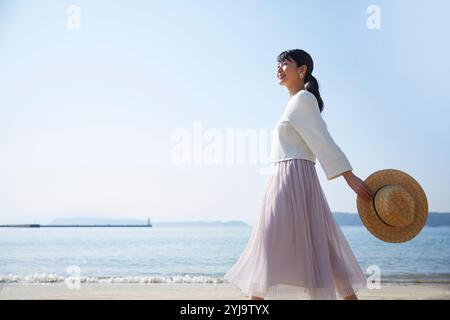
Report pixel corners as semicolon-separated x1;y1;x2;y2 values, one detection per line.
286;92;353;181
342;170;374;202
287;92;374;201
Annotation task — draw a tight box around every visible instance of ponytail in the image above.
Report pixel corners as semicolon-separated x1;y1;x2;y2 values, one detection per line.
305;74;324;113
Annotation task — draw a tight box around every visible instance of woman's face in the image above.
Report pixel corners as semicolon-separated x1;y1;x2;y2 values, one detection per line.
277;58;305;86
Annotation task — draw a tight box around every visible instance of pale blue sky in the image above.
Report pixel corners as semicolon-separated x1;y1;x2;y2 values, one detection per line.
0;0;449;225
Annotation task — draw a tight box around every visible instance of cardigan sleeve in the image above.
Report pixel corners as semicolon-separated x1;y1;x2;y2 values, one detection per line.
286;92;353;180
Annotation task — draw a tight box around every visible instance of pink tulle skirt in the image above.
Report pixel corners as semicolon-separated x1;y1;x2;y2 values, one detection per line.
224;159;367;300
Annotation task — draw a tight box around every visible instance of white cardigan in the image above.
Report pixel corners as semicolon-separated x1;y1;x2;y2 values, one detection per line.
270;90;353;180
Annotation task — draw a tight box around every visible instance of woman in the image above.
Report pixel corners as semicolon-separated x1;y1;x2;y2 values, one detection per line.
224;49;374;300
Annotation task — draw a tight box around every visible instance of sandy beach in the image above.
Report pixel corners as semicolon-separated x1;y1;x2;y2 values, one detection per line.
1;282;450;300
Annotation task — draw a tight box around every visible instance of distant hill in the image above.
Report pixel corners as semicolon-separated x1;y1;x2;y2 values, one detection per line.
44;212;450;228
423;212;450;226
333;212;363;226
152;220;249;227
48;217;249;227
333;212;450;227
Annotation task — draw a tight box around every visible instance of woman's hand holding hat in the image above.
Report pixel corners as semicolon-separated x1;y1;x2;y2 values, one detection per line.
342;171;374;202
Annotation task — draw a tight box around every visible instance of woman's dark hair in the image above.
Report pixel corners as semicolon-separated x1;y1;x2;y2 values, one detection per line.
277;49;324;113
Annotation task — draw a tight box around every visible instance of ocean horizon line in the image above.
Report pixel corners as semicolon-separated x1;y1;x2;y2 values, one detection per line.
1;212;450;227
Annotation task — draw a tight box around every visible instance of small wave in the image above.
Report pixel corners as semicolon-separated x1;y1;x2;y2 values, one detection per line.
0;273;228;284
2;273;450;285
380;273;450;284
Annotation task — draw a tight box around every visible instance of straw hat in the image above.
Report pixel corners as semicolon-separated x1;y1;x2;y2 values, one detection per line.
356;169;428;243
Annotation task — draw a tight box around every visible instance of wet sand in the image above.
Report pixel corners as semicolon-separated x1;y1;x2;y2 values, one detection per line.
1;282;450;300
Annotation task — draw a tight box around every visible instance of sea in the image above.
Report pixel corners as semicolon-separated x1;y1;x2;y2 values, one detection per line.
0;226;449;285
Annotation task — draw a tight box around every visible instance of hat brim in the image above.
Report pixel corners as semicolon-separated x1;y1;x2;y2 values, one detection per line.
357;169;428;243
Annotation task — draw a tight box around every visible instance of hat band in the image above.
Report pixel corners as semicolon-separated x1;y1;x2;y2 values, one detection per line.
372;186;397;227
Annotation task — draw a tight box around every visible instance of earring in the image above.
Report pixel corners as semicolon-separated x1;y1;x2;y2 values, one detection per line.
299;74;303;79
